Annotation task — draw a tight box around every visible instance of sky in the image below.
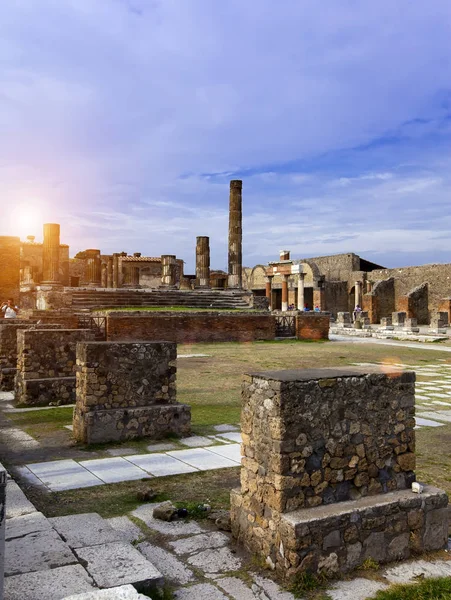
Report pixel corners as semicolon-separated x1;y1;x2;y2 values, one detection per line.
1;0;451;273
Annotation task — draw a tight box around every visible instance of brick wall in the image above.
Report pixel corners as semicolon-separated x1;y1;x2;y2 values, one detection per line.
295;314;329;340
106;311;276;343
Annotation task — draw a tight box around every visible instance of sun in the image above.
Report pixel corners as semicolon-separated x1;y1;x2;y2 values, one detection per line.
13;203;43;238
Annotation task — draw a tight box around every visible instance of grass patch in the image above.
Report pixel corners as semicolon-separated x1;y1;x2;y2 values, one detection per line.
7;407;73;426
288;571;329;597
369;576;451;599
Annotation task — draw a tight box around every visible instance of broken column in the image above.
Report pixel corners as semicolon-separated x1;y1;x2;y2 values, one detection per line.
85;249;101;287
231;366;448;577
14;329;95;406
42;224;61;285
73;341;191;444
196;236;210;288
228;180;243;289
161;255;177;287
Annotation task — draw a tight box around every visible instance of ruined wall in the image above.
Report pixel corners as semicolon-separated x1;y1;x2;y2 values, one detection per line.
363;278;395;323
106;312;276;343
324;281;348;315
0;237;20;304
370;264;451;316
21;242;69;286
397;283;429;324
73;341;191;443
138;263;161;288
300;253;360;282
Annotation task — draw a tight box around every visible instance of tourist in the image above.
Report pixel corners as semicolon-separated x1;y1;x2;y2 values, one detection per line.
314;305;320;312
353;304;362;321
1;298;19;319
303;303;310;311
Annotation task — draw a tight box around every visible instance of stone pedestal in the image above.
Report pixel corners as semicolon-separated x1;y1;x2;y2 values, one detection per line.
336;312;352;327
42;224;61;285
228;180;243;289
15;329;95;406
196;236;210;288
73;342;191;444
231;367;448;577
392;312;407;327
380;317;392;327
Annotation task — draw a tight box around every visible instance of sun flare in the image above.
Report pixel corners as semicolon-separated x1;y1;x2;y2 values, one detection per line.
13;203;43;238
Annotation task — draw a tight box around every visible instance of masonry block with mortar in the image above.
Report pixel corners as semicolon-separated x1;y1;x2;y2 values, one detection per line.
14;328;95;406
231;367;448;577
73;341;191;444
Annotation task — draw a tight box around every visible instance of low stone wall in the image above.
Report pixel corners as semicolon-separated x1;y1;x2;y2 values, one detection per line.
295;314;329;340
231;366;448;577
73;341;191;444
105;311;276;343
17;310;79;329
15;329;95;406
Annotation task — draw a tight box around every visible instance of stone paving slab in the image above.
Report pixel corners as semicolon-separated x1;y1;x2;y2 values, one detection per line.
415;417;444;427
167;448;240;471
107;516;143;544
215;431;242;443
27;459;104;491
213;424;239;432
75;541;163;590
6;479;37;518
187;546;242;573
207;444;241;463
327;578;388;600
146;442;179;452
63;585;150;599
15;465;48;488
138;541;195;584
169;531;230;555
174;583;229;599
384;559;451;584
4;564;96;600
252;575;297;599
80;457;150;484
417;411;451;423
179;435;215;447
132;503;204;536
5;528;77;576
105;447;137;457
49;513;125;549
216;577;259;600
0;390;14;401
127;453;198;477
6;511;51;539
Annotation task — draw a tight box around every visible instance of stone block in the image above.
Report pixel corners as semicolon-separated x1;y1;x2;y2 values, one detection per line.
6;480;36;518
336;312;351;325
74;541;163;591
4;564;95;600
49;513;125;549
392;312;406;326
380;317;392;327
63;586;151;599
16;376;75;407
404;318;418;328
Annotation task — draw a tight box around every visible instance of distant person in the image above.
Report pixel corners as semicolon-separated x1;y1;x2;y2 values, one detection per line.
303;303;310;312
1;298;19;319
314;305;320;312
353;304;362;322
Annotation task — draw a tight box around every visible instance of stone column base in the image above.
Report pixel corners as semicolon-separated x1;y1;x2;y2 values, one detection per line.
231;485;448;578
15;376;75;407
73;403;191;444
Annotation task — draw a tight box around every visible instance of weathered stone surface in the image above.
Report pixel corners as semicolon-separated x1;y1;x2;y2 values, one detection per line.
384;559;451;584
6;480;36;518
153;501;177;522
62;585;150;599
138;542;195;584
327;578;388;600
169;532;230;555
49;513;125;549
107;516;143;544
75;541;163;590
174;583;229;599
6;511;51;540
5;528;77;576
187;546;242;574
73;342;191;444
132;504;204;536
4;564;95;600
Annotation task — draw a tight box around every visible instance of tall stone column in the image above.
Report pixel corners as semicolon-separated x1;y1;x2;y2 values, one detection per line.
107;257;113;288
42;223;61;285
132;266;140;287
355;281;362;307
112;254;120;288
161;255;177;287
297;273;305;311
85;249;101;287
228;180;242;289
281;275;289;312
196;236;210;288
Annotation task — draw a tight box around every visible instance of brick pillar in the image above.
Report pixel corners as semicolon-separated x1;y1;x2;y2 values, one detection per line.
42;223;61;285
0;236;20;302
355;281;362;307
297;273;305;311
107;257;113;288
228;180;243;289
161;255;177;287
196;236;210;288
85;249;101;287
281;275;288;312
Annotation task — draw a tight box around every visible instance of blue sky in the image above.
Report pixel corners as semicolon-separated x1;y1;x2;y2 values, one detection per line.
1;0;451;272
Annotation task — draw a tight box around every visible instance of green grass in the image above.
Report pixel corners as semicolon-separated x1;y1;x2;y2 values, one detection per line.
369;577;451;599
7;407;73;426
